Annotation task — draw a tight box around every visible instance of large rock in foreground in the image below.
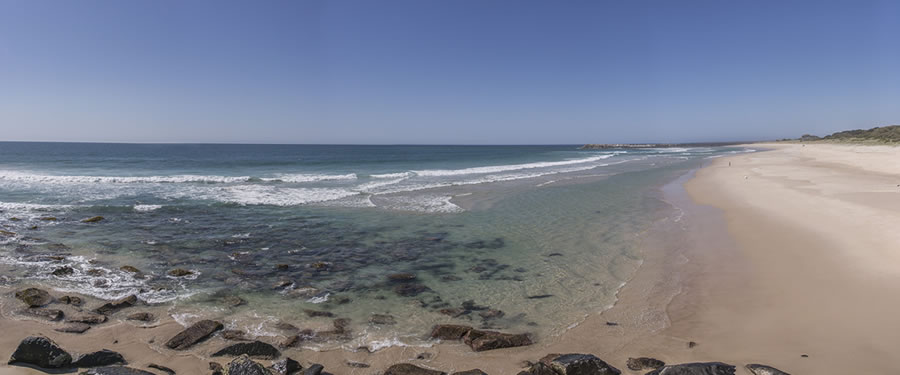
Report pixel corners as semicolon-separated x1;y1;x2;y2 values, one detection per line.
645;362;736;375
270;357;302;375
15;288;51;307
80;366;155;375
627;357;665;371
384;363;446;375
226;355;273;375
7;336;72;369
745;364;790;375
165;320;224;350
544;354;620;375
212;340;281;359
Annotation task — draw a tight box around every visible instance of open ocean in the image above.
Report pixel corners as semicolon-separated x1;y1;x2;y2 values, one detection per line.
0;142;750;351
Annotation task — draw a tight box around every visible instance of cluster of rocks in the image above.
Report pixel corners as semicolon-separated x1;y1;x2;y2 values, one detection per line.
430;324;532;352
13;287;156;334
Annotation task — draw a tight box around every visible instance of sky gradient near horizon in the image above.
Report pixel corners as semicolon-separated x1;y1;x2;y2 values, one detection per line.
1;1;899;144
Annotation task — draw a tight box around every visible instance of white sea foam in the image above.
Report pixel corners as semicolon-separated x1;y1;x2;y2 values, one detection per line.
370;172;412;179
0;170;356;185
133;204;162;212
412;155;614;177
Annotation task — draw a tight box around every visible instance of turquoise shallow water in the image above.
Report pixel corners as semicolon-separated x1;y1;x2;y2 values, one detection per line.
0;142;750;350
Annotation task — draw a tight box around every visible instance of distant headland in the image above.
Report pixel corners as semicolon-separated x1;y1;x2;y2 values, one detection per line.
579;142;748;149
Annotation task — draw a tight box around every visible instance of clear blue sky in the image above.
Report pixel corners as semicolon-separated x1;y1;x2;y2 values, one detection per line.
1;1;898;144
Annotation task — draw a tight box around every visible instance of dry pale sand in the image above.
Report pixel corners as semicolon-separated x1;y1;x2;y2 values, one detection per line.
2;142;899;374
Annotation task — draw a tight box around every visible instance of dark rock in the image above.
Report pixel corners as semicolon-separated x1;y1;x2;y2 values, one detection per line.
605;322;618;326
148;363;176;375
80;366;155;375
24;307;64;321
274;322;299;332
539;354;620;375
369;314;396;325
303;309;333;318
687;341;697;348
52;266;75;276
626;357;665;371
223;295;247;307
332;318;351;332
645;362;736;375
430;324;473;340
94;295;138;315
303;364;324;375
451;371;488;375
394;283;429;297
526;294;553;299
271;357;302;375
440;275;462;282
167;268;193;277
346;361;370;368
60;295;84;306
463;330;533;352
87;269;105;276
8;336;72;368
0;229;16;237
212;340;280;359
74;349;127;367
126;312;154;322
120;266;141;273
800;355;808;358
275;264;290;271
745;364;791;375
519;362;557;375
388;273;417;281
384;364;446;375
67;313;108;324
165;320;224;350
461;300;487;311
15;288;51;307
55;323;92;333
82;216;105;223
224;355;272;375
209;362;224;374
40;217;58;221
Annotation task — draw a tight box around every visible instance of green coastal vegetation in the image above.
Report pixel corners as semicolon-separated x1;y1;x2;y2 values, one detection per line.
780;125;900;144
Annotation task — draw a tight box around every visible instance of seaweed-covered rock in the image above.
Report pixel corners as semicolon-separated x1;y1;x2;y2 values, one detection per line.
745;364;790;375
223;295;247;307
394;283;429;297
543;354;620;375
167;268;193;277
384;363;446;375
120;266;141;273
645;362;736;375
82;216;105;223
451;370;488;375
52;266;75;276
627;357;665;371
94;295;138;315
8;336;72;368
225;355;273;375
430;324;473;340
387;273;417;281
80;366;155;375
212;340;280;359
74;349;127;367
60;295;84;306
165;320;224;350
270;357;302;375
463;329;532;352
518;362;557;375
15;287;51;307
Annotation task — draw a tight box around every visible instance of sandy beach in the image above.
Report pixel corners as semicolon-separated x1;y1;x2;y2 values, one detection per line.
3;142;900;374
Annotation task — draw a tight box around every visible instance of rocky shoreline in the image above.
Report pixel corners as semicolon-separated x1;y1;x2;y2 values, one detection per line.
4;286;791;375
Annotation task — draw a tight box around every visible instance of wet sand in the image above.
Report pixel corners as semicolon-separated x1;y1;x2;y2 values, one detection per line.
3;142;899;374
